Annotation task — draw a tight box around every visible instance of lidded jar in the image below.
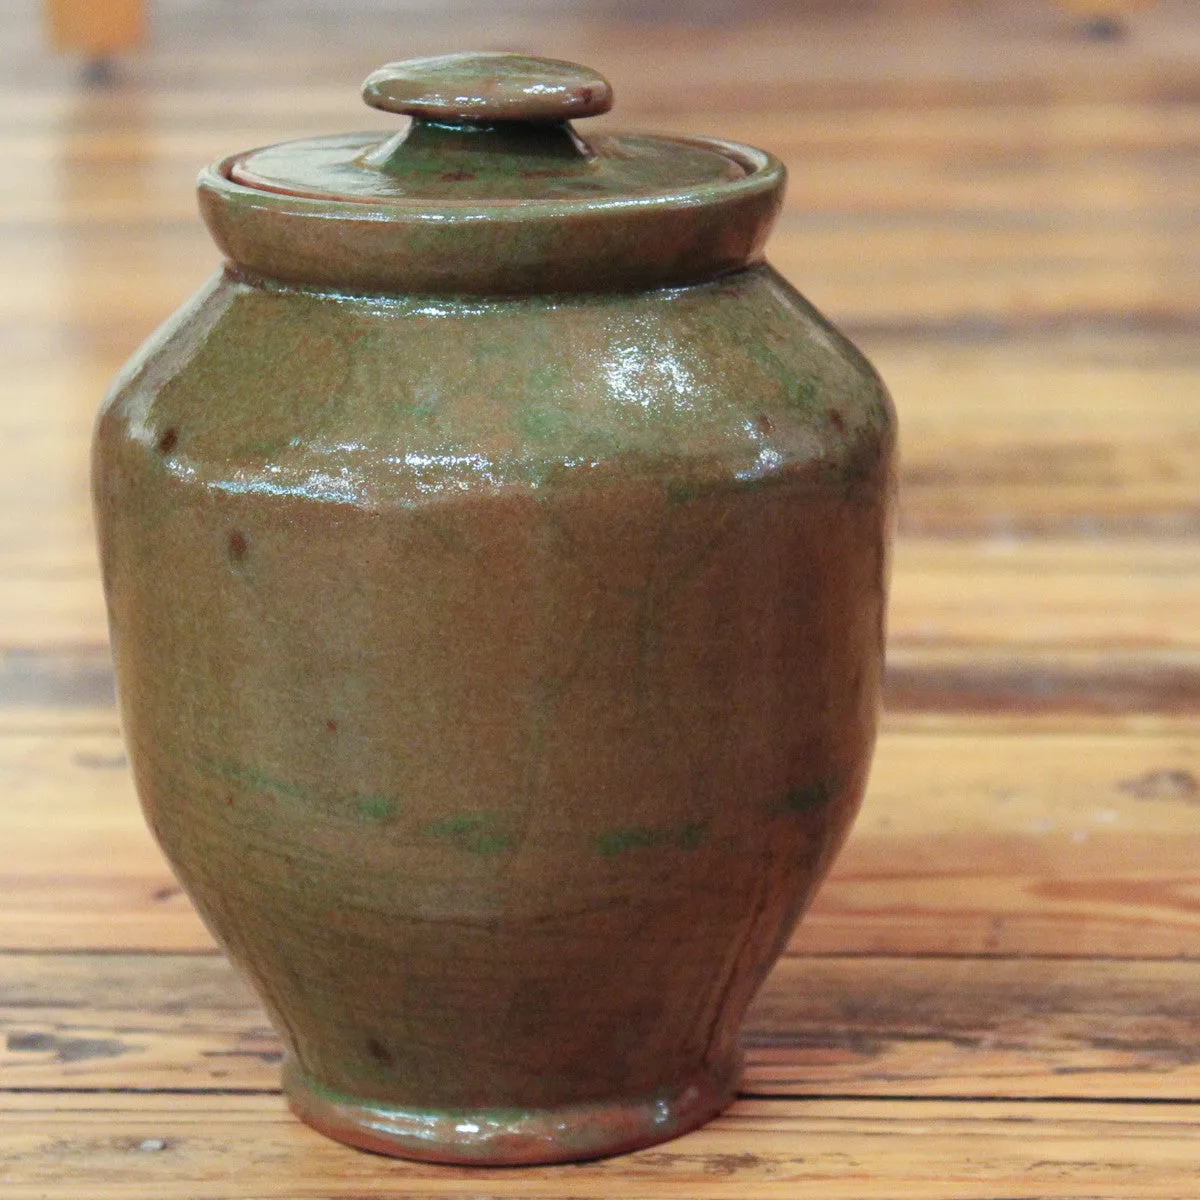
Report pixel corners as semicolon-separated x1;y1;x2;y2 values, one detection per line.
93;53;895;1165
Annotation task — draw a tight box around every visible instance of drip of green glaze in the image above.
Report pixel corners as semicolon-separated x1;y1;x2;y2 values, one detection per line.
594;820;707;858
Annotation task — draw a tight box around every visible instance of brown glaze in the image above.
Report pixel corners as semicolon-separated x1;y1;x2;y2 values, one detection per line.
202;135;783;295
92;53;896;1164
284;1054;740;1165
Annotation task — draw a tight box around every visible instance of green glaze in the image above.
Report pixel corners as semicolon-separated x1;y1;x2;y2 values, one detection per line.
362;53;614;123
205;52;780;295
233;129;744;204
92;54;896;1166
594;822;708;858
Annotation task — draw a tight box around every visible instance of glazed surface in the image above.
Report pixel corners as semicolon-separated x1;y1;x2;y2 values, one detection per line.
93;263;894;1128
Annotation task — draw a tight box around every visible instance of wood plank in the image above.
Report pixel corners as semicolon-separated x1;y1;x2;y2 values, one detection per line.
881;330;1200;537
8;333;1200;616
2;642;1198;735
10;0;1200;110
667;102;1200;158
883;647;1200;723
0;732;203;952
7;101;1200;161
808;727;1200;957
6;539;1199;656
3;952;1199;1101
0;646;114;712
1;1092;1197;1200
10;326;1200;578
747;955;1200;1100
2;728;1198;956
5;218;1196;330
4;102;1200;244
890;541;1200;651
0;579;106;651
7;120;1200;222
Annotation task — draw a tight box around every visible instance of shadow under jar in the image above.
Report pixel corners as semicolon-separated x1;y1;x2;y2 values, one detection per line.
92;52;896;1165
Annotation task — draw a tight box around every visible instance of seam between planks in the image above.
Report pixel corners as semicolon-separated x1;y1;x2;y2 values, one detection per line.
3;1087;1200;1108
5;948;1200;962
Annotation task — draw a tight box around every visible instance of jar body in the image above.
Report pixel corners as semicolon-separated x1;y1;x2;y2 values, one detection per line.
93;264;895;1163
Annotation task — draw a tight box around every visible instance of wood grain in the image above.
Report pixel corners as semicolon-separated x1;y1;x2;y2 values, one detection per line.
10;330;1200;583
3;952;1199;1101
3;727;1197;957
5;202;1197;332
5;0;1200;1194
6;539;1200;676
2;1093;1198;1200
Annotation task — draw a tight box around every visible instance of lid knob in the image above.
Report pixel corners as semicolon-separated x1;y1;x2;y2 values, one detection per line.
362;52;613;124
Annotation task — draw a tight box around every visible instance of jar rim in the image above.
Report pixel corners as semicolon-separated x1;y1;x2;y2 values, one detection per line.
198;136;786;296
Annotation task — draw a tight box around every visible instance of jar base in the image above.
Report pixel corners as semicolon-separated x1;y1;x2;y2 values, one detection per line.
283;1052;742;1165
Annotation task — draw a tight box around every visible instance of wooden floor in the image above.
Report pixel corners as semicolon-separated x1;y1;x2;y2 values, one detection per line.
4;0;1200;1195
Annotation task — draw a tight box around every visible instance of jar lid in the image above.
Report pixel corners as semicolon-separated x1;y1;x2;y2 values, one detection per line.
198;53;785;294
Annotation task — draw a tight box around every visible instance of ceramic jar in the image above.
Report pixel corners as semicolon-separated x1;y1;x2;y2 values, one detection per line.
92;53;895;1165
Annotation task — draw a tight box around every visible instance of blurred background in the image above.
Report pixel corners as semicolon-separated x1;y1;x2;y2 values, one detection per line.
4;0;1199;920
9;0;1200;730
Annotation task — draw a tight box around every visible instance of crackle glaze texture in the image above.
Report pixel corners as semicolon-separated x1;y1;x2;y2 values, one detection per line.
92;53;896;1166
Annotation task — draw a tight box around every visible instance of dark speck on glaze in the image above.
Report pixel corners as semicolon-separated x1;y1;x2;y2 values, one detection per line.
366;1037;394;1067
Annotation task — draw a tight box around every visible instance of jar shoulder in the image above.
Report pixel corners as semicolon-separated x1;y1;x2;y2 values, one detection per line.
95;266;894;505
